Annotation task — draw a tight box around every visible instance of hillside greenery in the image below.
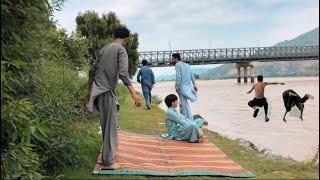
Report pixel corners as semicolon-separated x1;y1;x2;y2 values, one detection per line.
275;27;319;47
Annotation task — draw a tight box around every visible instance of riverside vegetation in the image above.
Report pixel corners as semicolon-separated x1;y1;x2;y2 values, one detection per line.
1;1;138;178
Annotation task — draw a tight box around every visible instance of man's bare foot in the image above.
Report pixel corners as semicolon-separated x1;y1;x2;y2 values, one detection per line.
97;154;102;164
195;135;208;143
197;138;207;143
283;118;287;123
100;163;120;170
265;117;270;122
200;135;208;140
197;139;204;143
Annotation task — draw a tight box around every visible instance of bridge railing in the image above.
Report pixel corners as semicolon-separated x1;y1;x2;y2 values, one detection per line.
137;45;319;67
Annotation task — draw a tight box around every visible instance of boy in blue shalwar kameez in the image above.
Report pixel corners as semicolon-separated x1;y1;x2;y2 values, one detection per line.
161;94;208;143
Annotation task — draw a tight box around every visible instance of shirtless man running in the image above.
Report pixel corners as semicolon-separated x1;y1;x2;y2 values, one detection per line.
247;75;285;122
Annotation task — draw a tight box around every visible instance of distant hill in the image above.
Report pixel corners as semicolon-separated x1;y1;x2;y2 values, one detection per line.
192;67;211;76
156;67;212;81
201;27;319;80
274;28;319;47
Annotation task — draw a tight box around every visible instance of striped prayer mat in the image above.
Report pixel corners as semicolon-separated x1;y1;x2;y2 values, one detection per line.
92;131;254;177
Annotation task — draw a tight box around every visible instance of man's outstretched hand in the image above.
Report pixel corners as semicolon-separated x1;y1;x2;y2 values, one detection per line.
132;93;142;107
127;84;142;107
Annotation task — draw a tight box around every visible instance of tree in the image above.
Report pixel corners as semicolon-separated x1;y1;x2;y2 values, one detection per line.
126;33;139;76
58;29;89;70
75;11;139;77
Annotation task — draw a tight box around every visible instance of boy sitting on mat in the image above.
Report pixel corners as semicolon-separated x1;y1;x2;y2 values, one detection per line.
161;94;208;143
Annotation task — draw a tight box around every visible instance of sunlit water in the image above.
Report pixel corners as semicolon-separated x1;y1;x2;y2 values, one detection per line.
133;76;319;161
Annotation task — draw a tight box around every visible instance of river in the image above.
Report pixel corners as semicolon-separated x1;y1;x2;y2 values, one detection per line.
133;76;319;161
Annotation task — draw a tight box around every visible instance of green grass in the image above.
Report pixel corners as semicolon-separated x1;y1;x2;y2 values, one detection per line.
206;129;318;179
61;85;319;179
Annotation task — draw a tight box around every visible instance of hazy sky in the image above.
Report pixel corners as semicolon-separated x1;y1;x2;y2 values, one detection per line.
53;0;319;52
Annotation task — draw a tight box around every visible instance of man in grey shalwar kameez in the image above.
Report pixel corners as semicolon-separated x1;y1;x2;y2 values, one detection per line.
86;27;142;169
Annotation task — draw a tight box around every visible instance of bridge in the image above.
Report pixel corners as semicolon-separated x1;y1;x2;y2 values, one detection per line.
138;45;319;83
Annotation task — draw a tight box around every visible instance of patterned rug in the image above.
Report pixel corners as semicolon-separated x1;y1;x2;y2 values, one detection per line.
92;131;254;177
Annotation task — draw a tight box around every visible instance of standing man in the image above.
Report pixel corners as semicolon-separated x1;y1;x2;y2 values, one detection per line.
247;75;285;122
86;26;142;169
137;60;155;110
171;53;198;120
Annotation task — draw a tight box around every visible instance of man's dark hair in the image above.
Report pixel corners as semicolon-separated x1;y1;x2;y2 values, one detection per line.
172;53;181;60
257;75;263;82
142;60;148;66
165;94;178;108
114;26;130;39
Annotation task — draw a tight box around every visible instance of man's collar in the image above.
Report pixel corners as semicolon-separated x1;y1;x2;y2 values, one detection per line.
114;39;123;46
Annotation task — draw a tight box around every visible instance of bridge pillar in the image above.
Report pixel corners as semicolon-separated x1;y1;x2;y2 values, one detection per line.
243;66;248;83
237;67;241;83
236;62;256;83
250;66;255;83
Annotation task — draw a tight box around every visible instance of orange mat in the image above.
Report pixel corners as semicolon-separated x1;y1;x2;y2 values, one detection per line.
92;131;254;177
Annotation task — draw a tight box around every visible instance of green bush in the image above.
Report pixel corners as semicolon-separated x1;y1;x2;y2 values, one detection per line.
1;99;46;179
2;143;43;179
29;59;89;175
1;1;139;178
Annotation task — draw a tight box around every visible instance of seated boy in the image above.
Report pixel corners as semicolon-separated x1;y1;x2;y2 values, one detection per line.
282;89;314;123
161;94;208;143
